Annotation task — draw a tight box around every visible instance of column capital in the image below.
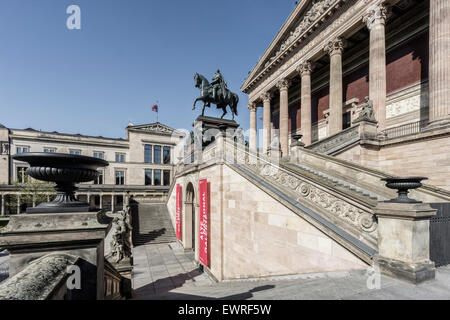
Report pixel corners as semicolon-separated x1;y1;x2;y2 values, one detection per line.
296;61;315;77
248;102;257;112
324;37;347;57
363;3;388;30
276;78;291;91
261;91;273;102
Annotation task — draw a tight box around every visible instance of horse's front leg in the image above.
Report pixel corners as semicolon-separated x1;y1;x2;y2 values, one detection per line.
193;98;201;110
201;101;207;116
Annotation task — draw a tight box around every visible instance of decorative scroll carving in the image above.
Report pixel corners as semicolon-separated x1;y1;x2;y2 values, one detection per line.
0;254;78;300
308;125;359;154
241;151;377;235
276;79;291;91
363;3;388;30
248;103;257;112
296;61;315;76
261;92;273;102
324;37;347;56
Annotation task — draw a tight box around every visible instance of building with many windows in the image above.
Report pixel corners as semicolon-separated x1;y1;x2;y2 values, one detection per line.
0;122;184;214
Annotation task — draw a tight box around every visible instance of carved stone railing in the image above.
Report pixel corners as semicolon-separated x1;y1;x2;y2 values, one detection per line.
227;140;378;249
0;253;79;300
307;124;360;154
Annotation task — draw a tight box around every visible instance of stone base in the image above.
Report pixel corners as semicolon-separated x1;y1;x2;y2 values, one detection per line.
374;255;436;284
194;116;241;148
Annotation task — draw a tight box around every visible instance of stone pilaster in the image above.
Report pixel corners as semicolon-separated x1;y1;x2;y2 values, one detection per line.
276;79;291;157
17;195;20;214
324;37;346;136
297;61;314;146
363;4;388;131
248;102;258;153
262;92;272;154
429;0;450;126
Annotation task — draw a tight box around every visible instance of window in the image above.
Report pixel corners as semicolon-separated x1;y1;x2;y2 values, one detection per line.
153;169;161;186
145;169;152;186
144;145;152;163
93;151;104;159
115;153;125;163
94;169;104;185
44;148;56;153
115;170;125;185
17;167;28;183
343;112;352;130
70;149;81;155
16;146;29;154
163;146;171;164
154;146;161;164
163;170;171;186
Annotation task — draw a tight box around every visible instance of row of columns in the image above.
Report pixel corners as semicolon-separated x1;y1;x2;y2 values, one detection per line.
0;193;131;214
248;1;450;155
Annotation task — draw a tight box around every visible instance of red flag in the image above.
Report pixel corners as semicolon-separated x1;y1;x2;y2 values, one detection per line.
152;104;158;112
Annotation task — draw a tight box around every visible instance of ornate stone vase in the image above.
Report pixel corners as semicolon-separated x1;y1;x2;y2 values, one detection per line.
12;153;109;213
381;177;428;204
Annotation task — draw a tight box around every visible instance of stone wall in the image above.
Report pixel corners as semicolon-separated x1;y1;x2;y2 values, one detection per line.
336;129;450;191
169;162;368;281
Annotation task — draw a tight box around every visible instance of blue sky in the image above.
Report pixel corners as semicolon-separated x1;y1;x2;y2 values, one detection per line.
0;0;296;138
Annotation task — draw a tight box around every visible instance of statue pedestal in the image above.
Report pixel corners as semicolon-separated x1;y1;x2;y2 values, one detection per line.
193;116;240;147
0;211;112;299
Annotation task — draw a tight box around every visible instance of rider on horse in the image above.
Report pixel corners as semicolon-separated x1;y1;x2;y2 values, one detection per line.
211;69;227;101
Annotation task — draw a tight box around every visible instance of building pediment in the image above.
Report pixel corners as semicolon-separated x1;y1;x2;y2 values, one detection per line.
127;122;177;136
242;0;341;94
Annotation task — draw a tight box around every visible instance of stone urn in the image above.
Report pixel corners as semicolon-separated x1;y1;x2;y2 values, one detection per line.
12;153;109;213
381;177;428;204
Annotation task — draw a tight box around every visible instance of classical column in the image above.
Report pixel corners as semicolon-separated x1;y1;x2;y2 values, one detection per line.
276;79;291;156
111;194;115;213
17;194;20;214
429;0;450;126
100;194;103;210
248;102;258;153
364;4;387;130
32;194;36;208
324;37;346;136
262;92;273;154
297;61;314;145
1;194;5;216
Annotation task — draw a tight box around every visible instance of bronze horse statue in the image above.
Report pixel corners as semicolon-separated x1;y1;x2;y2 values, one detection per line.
192;73;239;120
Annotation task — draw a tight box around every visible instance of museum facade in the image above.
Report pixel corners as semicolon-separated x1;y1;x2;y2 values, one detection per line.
167;0;450;282
244;0;450;191
0;122;184;214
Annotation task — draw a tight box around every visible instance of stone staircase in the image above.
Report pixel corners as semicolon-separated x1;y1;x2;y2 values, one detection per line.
220;139;450;264
281;161;385;202
132;203;177;246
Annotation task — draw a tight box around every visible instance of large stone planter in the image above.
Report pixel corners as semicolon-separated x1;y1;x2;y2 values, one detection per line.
12;153;108;213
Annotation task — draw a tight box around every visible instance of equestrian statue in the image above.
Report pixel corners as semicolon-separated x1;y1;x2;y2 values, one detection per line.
192;70;239;120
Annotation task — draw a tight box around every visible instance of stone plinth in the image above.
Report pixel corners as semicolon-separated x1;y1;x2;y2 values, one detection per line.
373;202;436;284
0;211;111;299
193;116;240;148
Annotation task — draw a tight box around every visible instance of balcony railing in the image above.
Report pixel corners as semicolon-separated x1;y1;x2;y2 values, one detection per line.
382;120;428;140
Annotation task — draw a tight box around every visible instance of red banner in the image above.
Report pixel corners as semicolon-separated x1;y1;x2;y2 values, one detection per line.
199;179;209;267
176;184;182;240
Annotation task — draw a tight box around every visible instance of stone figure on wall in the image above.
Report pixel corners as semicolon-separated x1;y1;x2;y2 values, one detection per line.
192;71;239;120
110;206;132;264
354;97;377;124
